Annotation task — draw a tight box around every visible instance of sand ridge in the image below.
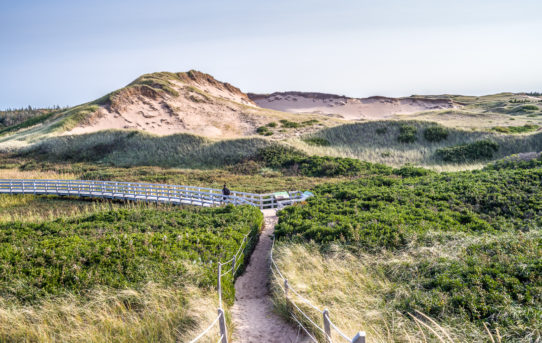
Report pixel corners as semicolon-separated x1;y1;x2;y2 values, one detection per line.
249;91;459;120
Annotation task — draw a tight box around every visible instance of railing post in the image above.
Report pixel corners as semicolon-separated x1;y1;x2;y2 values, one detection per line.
232;255;236;274
217;263;222;307
352;332;366;343
323;309;332;343
217;308;228;343
284;279;289;298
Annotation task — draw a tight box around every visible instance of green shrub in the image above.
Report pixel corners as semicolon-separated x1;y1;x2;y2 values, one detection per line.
280;120;300;128
267;122;278;128
423;126;449;142
256;145;306;168
256;126;273;136
303;137;330;146
397;125;417;143
436;140;499;163
393;165;433;177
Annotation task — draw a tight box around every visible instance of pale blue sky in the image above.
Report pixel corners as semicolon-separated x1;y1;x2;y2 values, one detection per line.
1;0;541;108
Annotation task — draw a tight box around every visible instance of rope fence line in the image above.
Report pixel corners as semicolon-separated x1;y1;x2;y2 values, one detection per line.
0;179;311;210
270;236;366;343
188;229;253;343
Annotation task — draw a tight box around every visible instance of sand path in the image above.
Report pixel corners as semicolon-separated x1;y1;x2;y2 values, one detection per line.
231;209;309;342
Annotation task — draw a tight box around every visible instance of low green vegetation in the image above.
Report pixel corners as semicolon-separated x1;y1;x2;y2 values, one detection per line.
0;111;57;137
0;107;59;129
491;124;540;134
274;158;542;341
0;204;262;304
256;126;273;136
436;140;499;163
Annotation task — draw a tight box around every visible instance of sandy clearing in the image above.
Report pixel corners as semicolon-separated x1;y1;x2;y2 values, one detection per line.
231;210;309;343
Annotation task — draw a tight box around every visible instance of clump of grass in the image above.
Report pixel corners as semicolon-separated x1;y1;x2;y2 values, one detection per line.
267;122;278;128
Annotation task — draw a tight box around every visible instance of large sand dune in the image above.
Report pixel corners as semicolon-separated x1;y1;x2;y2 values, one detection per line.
248;91;459;120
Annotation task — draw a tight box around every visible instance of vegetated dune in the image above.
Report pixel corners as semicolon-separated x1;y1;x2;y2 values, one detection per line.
292;120;542;168
248;91;459;120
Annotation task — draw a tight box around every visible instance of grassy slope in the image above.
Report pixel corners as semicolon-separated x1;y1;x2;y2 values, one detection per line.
290;120;542;168
272;158;542;342
0;196;263;342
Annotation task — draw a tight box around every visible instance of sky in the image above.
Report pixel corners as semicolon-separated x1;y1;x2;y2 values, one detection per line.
1;0;542;108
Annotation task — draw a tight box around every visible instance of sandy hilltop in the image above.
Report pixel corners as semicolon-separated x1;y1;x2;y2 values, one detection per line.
248;91;458;120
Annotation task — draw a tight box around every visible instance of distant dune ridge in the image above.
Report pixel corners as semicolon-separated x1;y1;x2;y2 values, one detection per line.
248;91;458;120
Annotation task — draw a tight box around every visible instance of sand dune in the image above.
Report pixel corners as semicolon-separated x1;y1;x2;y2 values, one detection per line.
68;71;269;138
249;92;459;120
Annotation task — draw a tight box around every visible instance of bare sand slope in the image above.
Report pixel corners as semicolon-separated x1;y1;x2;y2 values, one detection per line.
249;92;458;120
68;71;274;139
232;210;309;343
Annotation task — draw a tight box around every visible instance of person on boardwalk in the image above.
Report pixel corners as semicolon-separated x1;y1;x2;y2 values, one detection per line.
222;183;231;203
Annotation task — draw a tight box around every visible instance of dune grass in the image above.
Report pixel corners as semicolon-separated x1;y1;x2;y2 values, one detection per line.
22;130;272;169
290;120;542;167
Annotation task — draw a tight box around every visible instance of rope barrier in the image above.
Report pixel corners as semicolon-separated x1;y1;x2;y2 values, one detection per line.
187;313;221;343
270;235;366;343
329;318;355;342
291;313;319;343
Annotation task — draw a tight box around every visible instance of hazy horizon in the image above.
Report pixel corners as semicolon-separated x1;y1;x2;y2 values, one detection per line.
1;0;542;109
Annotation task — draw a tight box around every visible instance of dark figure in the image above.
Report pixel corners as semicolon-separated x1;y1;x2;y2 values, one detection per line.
222;183;231;202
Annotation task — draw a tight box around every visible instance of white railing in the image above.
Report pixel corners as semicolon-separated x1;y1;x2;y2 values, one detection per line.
0;179;309;209
270;236;366;343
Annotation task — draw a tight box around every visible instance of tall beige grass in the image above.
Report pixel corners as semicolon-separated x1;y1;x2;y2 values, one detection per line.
0;283;220;343
271;243;493;343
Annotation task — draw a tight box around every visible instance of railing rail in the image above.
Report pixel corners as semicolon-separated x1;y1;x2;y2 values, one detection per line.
0;179;310;209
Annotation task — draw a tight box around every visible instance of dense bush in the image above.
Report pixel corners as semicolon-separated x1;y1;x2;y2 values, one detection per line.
397;125;417;143
256;145;392;177
436;140;499;162
0;205;263;303
423;126;449;142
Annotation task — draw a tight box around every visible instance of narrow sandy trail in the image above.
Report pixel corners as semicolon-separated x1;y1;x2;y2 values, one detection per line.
231;209;309;343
